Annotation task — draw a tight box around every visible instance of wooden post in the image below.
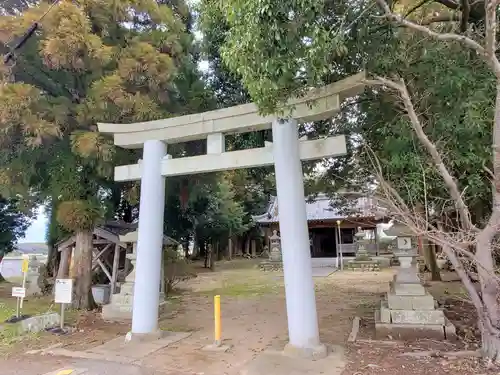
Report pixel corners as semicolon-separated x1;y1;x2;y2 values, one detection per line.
228;237;233;260
251;239;257;258
57;247;71;278
111;243;120;294
160;247;165;295
68;246;76;278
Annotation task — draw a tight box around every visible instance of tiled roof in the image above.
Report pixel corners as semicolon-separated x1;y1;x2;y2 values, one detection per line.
252;193;386;224
14;243;49;255
55;220;179;248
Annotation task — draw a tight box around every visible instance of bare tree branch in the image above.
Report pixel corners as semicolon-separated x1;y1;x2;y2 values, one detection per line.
420;14;460;25
375;0;486;53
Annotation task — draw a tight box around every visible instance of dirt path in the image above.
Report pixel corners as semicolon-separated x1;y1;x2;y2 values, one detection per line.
140;269;394;375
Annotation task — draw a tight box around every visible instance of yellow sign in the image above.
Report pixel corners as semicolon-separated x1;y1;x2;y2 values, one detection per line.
56;370;74;375
21;258;29;273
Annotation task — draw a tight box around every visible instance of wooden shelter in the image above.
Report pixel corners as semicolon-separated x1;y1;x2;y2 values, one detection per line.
56;221;179;293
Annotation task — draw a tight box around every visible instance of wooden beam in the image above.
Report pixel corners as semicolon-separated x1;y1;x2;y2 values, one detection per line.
91;243;113;267
96;258;112;282
56;237;76;252
93;239;113;245
111;244;120;294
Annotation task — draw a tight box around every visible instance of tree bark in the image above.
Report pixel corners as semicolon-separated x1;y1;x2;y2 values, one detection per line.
72;230;96;310
57;247;71;279
228;236;233;260
423;239;441;281
481;319;500;361
0;255;4;283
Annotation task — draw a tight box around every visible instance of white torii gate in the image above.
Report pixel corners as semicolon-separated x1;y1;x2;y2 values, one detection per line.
98;71;365;356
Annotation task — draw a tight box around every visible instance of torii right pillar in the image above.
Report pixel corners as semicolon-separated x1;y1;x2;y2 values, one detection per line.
272;118;327;359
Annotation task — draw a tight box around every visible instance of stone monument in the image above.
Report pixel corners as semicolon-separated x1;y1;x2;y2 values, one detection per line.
102;230;167;321
259;231;283;271
375;223;456;340
346;227;381;271
25;255;42;296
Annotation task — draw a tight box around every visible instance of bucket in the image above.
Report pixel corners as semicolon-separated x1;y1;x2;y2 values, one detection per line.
91;284;111;305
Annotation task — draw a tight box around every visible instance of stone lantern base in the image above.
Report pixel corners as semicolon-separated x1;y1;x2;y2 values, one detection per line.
375;274;457;340
346;259;381;271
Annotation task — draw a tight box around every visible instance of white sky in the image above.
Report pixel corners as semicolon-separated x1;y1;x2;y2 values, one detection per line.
20;206;47;243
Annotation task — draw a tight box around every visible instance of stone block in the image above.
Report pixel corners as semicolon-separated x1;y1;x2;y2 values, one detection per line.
444;317;458;341
19;313;60;333
387;293;435;310
391;281;426;296
375;321;445;340
387;294;412;310
374;309;445;340
390;309;445;325
379;301;391;323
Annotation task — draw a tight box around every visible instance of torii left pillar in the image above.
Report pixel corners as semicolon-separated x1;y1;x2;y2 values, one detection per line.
131;139;167;335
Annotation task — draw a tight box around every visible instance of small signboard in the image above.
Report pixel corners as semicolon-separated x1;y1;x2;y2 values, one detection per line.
55;279;73;304
397;236;412;250
12;287;26;298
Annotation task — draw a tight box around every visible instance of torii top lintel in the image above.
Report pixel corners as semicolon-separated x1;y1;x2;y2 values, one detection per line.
97;72;366;149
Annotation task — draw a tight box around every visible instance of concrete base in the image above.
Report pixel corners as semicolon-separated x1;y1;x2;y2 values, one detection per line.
19;313;60;334
124;329;167;343
283;343;328;360
202;343;232;352
375;309;445;340
346;260;381;271
240;346;345;375
45;331;192;364
102;300;167;322
259;261;283;271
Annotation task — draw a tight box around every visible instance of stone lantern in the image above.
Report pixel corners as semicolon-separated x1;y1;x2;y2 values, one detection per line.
346;227;380;271
375;223;456;340
259;230;283;271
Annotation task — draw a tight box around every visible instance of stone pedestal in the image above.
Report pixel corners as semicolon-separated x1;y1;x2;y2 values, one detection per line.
102;249;137;321
375;248;456;340
102;232;166;322
25;256;42;296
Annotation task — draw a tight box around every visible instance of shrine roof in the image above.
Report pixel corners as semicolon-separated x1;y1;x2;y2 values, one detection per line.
252;194;387;224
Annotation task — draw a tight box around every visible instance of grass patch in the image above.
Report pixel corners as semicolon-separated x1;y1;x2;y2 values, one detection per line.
0;282;79;346
158;320;198;332
196;281;279;298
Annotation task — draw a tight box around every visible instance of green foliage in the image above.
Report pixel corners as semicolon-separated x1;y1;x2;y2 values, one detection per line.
0;196;31;257
200;0;346;114
201;0;495;226
0;0;209;235
163;247;196;296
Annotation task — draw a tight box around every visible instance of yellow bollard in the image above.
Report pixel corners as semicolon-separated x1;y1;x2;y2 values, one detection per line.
214;294;221;346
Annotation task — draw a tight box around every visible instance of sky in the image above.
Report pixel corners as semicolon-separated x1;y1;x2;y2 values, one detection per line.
20;206;47;243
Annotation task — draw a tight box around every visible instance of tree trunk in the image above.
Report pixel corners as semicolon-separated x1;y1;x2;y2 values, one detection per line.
72;230;96;310
228;237;233;260
423;240;441;281
0;255;4;283
481;320;500;361
57;248;71;278
244;235;250;255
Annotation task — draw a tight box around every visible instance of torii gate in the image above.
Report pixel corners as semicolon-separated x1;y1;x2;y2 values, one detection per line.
98;71;365;356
